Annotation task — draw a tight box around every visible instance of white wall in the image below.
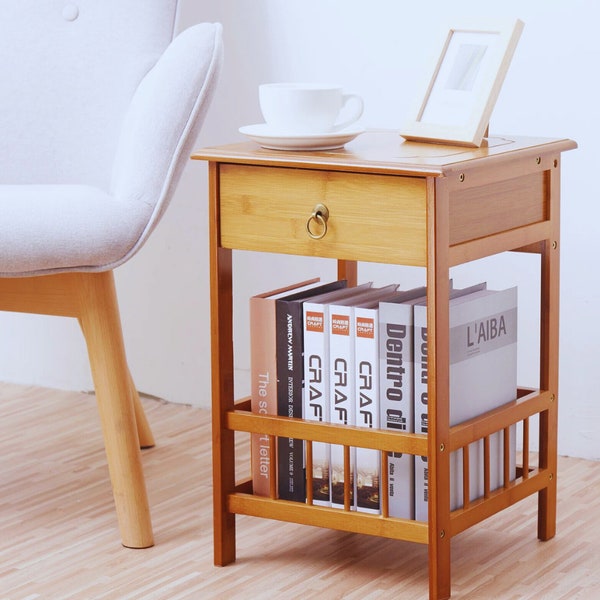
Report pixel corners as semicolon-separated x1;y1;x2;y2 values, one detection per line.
1;0;597;460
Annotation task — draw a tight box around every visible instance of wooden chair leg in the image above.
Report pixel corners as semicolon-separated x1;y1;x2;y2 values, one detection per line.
78;271;154;548
129;369;156;449
78;320;155;450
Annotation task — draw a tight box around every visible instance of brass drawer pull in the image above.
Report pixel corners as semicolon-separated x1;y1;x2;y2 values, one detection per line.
306;203;330;240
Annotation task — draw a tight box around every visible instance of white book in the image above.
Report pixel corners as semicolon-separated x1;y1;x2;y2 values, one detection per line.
353;289;414;515
414;286;518;521
329;301;356;510
378;286;427;519
354;302;381;514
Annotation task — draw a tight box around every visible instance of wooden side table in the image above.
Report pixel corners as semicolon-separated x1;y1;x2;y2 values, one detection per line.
193;130;576;599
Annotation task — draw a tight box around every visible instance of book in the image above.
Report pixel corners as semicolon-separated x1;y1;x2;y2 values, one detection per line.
275;279;348;502
353;289;407;514
328;285;399;510
302;283;375;507
380;281;466;517
354;300;381;513
414;285;518;521
250;278;323;497
378;286;427;519
413;283;487;518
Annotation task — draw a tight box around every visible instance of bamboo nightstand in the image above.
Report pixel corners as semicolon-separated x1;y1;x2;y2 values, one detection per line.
193;130;576;600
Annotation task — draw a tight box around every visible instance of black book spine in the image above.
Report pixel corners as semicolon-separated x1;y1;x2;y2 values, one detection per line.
276;299;306;502
275;279;347;502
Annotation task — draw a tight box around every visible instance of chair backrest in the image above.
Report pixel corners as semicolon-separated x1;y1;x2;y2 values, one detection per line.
0;1;223;271
0;0;179;189
108;21;223;265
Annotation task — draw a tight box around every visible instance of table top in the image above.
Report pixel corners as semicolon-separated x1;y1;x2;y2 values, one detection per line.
192;129;577;177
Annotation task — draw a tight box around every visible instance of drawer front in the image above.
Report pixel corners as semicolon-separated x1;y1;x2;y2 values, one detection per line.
219;164;427;265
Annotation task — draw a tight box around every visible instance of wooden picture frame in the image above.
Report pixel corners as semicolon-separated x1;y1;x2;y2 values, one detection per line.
400;19;524;147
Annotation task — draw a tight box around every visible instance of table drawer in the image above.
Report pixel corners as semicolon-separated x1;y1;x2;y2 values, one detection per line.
219;164;427;265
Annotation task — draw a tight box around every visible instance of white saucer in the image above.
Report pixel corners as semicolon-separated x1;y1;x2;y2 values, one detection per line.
239;123;365;151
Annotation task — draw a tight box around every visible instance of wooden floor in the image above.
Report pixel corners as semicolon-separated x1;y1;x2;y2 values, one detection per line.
0;381;598;599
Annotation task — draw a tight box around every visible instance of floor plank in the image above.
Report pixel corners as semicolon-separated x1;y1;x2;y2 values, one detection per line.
0;382;598;599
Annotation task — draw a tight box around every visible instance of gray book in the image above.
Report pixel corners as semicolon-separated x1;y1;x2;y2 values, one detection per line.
414;285;518;521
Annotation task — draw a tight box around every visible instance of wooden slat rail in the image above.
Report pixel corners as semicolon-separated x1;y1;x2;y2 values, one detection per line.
229;464;550;544
449;221;552;266
450;467;550;536
504;427;512;486
462;449;470;510
227;490;430;544
231;389;547;459
343;445;352;511
268;435;277;499
449;389;551;452
304;441;386;514
227;404;427;455
305;440;314;505
522;417;530;479
449;393;546;533
380;451;390;518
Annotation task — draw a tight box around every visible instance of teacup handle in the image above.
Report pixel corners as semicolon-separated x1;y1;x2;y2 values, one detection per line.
332;93;364;132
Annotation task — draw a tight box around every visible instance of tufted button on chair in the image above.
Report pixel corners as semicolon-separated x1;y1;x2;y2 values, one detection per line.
0;1;223;548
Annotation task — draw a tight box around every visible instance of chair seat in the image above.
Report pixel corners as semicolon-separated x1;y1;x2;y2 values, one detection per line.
0;184;152;276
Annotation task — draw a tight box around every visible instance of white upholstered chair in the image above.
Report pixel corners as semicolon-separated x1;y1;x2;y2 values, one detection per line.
0;2;223;548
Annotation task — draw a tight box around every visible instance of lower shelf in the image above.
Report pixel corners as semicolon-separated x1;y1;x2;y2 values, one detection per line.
228;462;550;544
225;387;553;545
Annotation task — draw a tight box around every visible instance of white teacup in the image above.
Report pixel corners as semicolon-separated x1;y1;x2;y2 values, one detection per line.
259;83;364;134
